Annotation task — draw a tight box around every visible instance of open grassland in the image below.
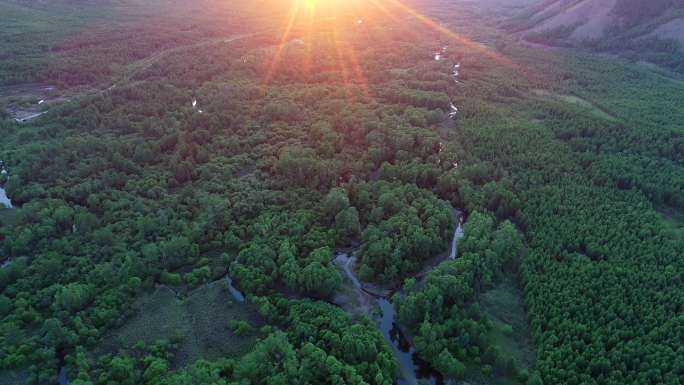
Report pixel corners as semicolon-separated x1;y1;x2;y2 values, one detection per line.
104;281;262;368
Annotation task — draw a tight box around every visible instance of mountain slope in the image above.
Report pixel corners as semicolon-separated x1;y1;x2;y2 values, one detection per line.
527;0;618;40
507;0;684;72
512;0;684;41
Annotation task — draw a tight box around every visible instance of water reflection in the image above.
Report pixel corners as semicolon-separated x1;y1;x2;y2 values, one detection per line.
226;276;245;302
335;208;464;385
0;186;12;208
58;366;69;385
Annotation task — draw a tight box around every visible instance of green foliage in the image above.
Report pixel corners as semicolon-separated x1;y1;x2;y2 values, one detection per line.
228;320;254;337
395;211;524;381
335;206;361;242
54;283;93;313
322;187;351;221
445;29;684;384
155;300;398;385
353;182;454;283
527;371;543;385
0;295;12;316
1;0;683;384
434;349;466;379
228;213;341;298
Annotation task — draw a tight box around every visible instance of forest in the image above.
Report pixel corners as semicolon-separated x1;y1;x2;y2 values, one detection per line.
0;0;683;385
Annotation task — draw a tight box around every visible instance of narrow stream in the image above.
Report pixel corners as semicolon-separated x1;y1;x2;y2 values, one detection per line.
335;209;464;385
1;165;13;208
0;186;11;208
226;276;246;302
449;212;464;259
56;347;69;385
15;111;47;123
378;298;422;385
57;366;68;385
449;62;462;118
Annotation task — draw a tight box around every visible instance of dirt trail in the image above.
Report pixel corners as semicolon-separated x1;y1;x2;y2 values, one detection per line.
96;33;254;96
2;34;256;123
115;34;253;87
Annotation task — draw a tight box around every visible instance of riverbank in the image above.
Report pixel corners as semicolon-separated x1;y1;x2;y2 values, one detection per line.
332;206;465;385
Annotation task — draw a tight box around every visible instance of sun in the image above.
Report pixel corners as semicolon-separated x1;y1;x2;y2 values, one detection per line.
300;0;364;15
300;0;338;13
261;0;513;91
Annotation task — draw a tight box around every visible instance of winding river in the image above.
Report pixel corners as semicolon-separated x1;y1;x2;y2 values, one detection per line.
0;168;12;208
48;58;465;384
334;209;464;385
51;211;460;385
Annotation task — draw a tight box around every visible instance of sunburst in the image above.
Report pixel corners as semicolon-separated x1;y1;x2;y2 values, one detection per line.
261;0;513;91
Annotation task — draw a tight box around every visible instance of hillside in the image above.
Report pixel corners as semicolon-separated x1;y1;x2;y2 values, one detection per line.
508;0;684;72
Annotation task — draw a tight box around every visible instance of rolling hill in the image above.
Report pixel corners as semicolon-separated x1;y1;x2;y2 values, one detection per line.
507;0;684;72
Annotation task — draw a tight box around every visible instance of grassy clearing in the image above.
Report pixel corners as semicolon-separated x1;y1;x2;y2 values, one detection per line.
104;280;262;367
0;0;236;85
0;208;18;227
0;0;121;84
467;279;536;384
532;89;617;121
480;280;536;368
655;205;684;241
0;369;29;385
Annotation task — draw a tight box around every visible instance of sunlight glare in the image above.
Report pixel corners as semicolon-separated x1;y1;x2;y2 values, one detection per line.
261;0;515;90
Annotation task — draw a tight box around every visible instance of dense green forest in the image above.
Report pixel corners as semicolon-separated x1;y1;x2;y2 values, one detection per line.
1;0;683;384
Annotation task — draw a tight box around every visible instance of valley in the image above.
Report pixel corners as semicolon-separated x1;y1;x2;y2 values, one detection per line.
0;1;683;385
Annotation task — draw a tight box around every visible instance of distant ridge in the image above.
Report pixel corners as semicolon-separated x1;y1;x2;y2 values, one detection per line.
505;0;684;72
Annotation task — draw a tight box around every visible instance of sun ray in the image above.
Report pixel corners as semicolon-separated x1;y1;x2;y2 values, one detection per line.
367;0;402;24
303;1;316;76
260;0;514;99
340;37;370;97
381;0;514;66
332;27;354;101
262;0;303;88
